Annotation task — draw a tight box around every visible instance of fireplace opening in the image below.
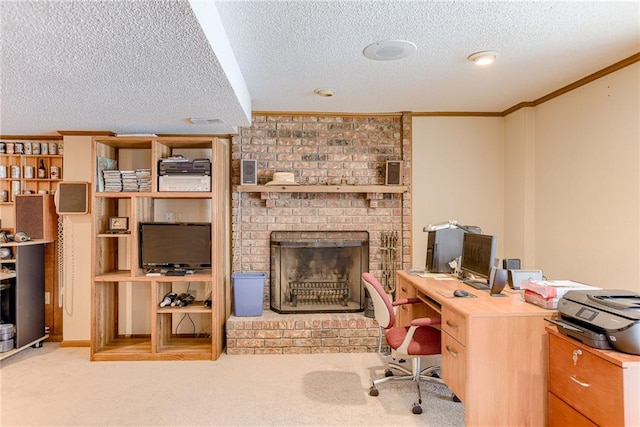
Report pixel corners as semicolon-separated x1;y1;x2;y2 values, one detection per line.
270;231;369;314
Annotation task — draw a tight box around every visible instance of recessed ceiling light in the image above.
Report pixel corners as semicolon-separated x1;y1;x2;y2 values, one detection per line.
314;88;335;97
468;51;497;66
363;40;417;61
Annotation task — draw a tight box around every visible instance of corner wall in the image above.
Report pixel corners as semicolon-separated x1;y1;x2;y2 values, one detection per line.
530;63;640;289
411;117;506;268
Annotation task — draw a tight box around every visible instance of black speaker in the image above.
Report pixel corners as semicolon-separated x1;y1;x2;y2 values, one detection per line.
241;159;257;185
55;182;90;214
502;259;521;270
14;194;58;240
489;267;508;297
385;161;402;185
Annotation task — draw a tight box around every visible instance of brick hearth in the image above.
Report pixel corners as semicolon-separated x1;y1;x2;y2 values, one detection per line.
226;311;381;355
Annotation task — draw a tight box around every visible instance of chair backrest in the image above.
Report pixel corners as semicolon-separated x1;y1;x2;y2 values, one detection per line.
362;273;396;329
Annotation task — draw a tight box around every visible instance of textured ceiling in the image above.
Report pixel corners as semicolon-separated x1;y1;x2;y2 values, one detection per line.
1;0;639;136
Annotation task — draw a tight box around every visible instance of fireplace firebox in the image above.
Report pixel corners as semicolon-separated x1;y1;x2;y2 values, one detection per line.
270;231;369;314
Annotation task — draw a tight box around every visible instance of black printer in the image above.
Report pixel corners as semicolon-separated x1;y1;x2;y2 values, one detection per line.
551;289;640;355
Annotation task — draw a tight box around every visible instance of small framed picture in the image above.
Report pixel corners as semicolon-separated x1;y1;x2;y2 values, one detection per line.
108;217;129;233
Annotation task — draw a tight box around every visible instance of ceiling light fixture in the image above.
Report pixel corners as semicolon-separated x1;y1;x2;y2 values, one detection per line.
314;88;335;97
363;40;417;61
468;51;497;66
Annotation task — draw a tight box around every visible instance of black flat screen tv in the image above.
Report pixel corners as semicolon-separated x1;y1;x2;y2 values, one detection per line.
139;222;211;271
460;232;497;280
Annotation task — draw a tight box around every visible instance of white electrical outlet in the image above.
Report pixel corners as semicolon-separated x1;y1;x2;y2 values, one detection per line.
175;213;182;221
45;292;50;305
165;212;174;222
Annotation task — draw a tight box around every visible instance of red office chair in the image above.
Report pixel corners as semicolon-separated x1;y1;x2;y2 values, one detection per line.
362;272;451;414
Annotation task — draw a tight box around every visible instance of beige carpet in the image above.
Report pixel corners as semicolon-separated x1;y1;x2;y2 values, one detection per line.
0;343;465;426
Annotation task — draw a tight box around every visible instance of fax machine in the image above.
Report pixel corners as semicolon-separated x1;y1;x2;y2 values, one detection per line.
551;289;640;355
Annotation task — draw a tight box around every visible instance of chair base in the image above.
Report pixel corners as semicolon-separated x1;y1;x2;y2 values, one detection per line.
369;356;458;414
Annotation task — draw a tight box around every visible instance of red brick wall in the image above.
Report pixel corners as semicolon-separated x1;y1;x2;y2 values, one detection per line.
231;113;412;307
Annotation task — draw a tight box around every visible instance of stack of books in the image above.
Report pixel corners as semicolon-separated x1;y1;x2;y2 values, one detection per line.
102;170;122;192
136;169;152;192
121;170;138;192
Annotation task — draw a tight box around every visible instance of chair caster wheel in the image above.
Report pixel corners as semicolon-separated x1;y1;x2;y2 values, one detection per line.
369;386;379;397
453;394;461;402
412;403;423;414
384;369;394;377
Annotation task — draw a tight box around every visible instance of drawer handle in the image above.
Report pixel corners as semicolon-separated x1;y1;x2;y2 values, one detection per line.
569;375;590;388
401;287;407;293
446;320;459;330
445;345;459;357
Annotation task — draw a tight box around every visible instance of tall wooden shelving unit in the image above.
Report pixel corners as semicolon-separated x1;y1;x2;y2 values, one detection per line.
90;136;229;361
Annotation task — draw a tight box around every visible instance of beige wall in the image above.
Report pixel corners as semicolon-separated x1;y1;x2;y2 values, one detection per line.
60;135;93;341
411;117;506;268
412;63;640;292
531;63;640;290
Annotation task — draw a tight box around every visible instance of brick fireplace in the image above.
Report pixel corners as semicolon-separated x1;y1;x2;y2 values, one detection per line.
227;113;412;354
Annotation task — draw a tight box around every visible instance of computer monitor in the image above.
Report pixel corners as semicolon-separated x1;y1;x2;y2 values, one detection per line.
460;232;497;281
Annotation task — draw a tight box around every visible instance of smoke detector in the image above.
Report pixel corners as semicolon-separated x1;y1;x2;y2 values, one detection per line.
314;88;335;97
363;40;417;61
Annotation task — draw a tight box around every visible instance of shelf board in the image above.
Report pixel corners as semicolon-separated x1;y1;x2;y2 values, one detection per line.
0;272;17;280
96;233;131;238
95;270;213;282
92;337;151;359
157;304;211;314
236;184;408;193
95;191;212;198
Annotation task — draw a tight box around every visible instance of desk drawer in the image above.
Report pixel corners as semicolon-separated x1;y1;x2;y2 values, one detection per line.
442;332;466;402
396;277;417;326
441;307;466;344
548;392;597;427
548;334;623;426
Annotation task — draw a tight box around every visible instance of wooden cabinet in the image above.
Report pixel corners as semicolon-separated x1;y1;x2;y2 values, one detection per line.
547;327;640;426
0;240;49;360
90;136;229;361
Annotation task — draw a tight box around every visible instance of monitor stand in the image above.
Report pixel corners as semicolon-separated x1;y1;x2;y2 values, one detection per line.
489;268;508;296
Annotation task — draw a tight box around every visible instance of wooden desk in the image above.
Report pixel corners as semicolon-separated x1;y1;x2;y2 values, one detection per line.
397;270;556;427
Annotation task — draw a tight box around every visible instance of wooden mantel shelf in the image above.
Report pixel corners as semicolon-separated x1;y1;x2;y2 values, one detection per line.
236;184;408;194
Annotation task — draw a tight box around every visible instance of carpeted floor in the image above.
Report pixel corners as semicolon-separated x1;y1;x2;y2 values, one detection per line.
0;343;465;426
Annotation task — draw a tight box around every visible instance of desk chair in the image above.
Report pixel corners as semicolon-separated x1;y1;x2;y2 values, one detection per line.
362;272;450;414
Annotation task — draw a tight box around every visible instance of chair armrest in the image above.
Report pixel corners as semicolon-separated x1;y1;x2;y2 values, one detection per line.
410;317;441;327
392;297;423;307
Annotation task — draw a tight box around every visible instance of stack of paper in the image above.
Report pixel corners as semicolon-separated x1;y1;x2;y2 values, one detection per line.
522;280;601;309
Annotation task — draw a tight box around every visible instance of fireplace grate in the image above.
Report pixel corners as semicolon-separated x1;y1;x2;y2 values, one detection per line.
289;280;349;307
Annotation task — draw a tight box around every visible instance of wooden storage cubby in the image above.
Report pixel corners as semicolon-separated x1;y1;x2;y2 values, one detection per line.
0;137;63;204
91;136;229;361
